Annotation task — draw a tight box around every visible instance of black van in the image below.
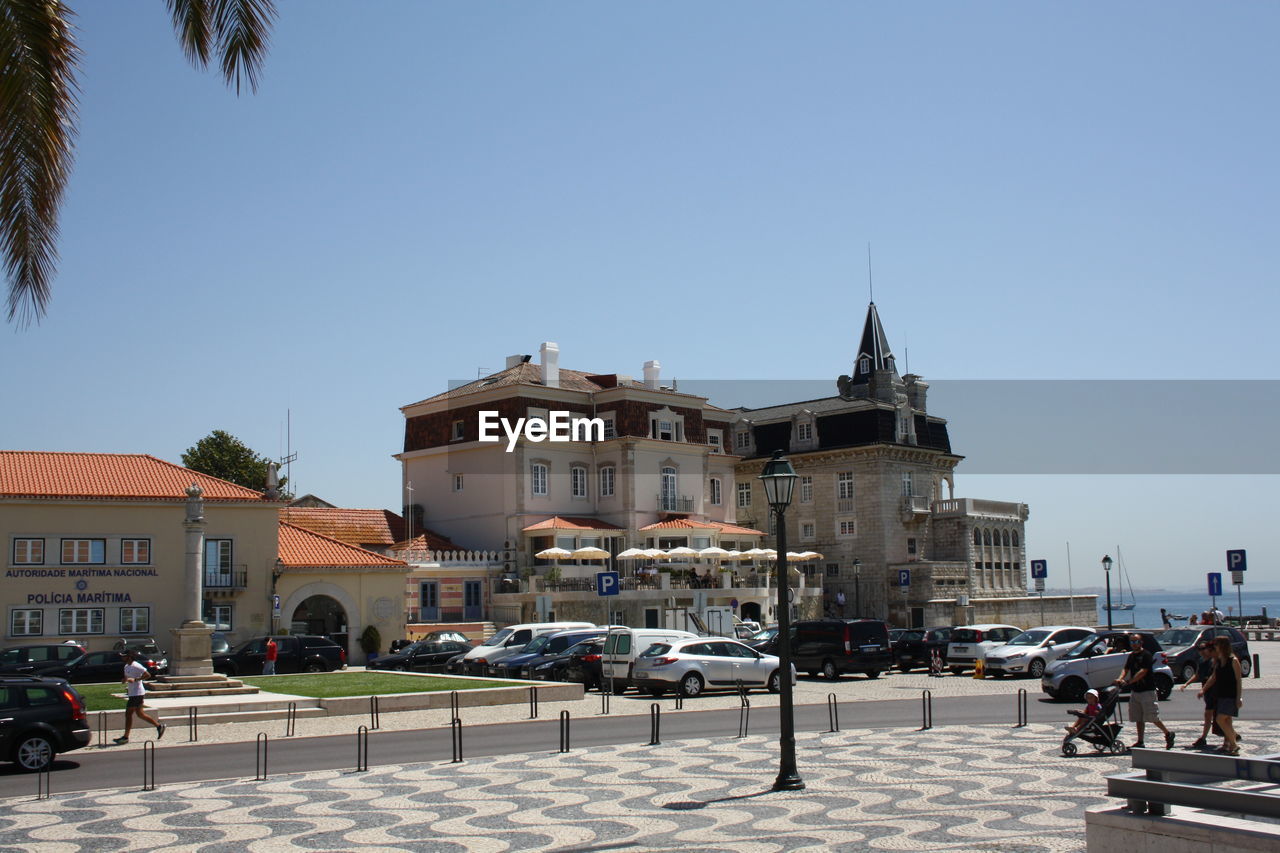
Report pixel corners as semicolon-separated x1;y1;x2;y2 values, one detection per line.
789;619;893;679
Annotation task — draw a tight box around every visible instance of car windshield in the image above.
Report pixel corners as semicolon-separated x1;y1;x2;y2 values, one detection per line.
1156;629;1200;647
1062;636;1105;660
951;629;981;643
481;629;513;648
639;643;671;658
565;640;598;656
1007;630;1050;646
751;628;777;641
399;642;425;655
522;635;551;654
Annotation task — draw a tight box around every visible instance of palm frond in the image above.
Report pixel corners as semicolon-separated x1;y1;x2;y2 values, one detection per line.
0;0;79;326
212;0;276;94
165;0;212;69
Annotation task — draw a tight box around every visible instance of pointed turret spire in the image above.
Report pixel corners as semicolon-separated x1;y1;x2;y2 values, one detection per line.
850;302;898;386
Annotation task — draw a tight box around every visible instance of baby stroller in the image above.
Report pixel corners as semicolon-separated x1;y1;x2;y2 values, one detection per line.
1061;685;1126;756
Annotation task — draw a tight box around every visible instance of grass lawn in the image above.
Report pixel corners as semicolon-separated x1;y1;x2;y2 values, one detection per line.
74;672;510;712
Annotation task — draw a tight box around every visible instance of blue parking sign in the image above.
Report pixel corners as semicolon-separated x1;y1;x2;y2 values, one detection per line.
1030;560;1048;579
1207;572;1222;597
897;569;910;587
596;571;620;596
1226;549;1247;572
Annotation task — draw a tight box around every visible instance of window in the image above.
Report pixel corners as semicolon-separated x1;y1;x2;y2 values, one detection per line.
121;539;150;564
1002;530;1011;547
735;430;750;450
707;431;722;453
13;538;44;565
453;473;464;492
801;522;815;541
571;465;588;498
1011;531;1020;547
59;608;104;635
205;539;232;575
908;537;917;555
837;519;856;537
452;419;465;441
737;482;752;508
837;472;855;500
531;463;548;496
709;478;721;506
799;476;813;504
796;422;813;442
10;609;42;636
859;356;871;375
599;466;615;498
61;539;105;564
203;602;233;629
692;536;711;550
654;419;675;441
660;466;677;506
120;607;150;634
825;563;840;577
902;472;913;497
602;417;616;440
973;528;981;546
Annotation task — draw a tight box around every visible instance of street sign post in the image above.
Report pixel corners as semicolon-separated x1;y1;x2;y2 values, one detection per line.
1227;549;1246;622
596;570;621;628
1030;560;1048;622
1208;572;1222;612
898;568;910;597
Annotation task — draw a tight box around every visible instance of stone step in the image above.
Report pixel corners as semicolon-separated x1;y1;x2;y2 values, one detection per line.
157;675;234;685
150;680;247;691
142;686;262;698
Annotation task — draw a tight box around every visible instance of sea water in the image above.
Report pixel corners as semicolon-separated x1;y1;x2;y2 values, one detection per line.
1058;588;1280;630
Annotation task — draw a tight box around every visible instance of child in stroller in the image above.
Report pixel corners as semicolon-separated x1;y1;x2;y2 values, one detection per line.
1062;685;1126;756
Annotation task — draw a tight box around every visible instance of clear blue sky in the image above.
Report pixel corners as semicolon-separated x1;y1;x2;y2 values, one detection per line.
3;2;1277;589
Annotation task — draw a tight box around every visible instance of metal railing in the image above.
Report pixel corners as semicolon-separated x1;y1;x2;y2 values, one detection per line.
204;567;248;589
656;494;695;513
1106;749;1280;819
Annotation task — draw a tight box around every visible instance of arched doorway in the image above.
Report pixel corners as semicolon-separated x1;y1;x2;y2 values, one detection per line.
740;601;762;623
291;594;348;652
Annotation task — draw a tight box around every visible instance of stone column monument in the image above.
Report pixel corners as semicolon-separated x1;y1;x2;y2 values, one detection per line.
169;484;215;676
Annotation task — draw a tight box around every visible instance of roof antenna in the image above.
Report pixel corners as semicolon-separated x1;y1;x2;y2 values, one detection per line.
867;243;874;304
904;333;910;374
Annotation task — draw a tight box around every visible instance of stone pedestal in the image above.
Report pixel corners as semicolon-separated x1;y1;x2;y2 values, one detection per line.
169;624;215;676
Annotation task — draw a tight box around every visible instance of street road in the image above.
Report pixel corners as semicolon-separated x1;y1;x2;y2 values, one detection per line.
2;688;1276;799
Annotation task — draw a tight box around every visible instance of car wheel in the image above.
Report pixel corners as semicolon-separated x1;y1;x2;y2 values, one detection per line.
768;670;782;693
394;664;407;672
1028;659;1046;679
949;667;965;676
863;670;880;680
991;671;1005;679
897;662;913;673
224;664;238;678
1180;662;1197;683
1060;677;1088;702
304;660;327;673
1155;675;1172;701
678;672;704;698
1240;656;1252;678
822;660;839;680
648;687;665;697
14;734;54;771
1061;742;1078;758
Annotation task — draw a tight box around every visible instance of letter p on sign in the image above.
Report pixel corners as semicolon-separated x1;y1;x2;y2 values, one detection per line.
596;571;620;596
1227;549;1247;572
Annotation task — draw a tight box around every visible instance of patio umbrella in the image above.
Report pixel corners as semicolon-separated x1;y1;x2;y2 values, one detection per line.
742;548;771;557
644;549;670;559
535;547;572;560
698;546;731;559
666;546;699;559
724;550;744;560
570;546;611;560
616;547;646;559
796;551;824;561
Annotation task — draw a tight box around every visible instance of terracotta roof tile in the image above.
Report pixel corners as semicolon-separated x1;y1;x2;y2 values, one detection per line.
522;515;625;532
280;507;405;547
278;522;407;568
638;518;764;536
0;451;269;502
392;530;466;552
403;362;650;407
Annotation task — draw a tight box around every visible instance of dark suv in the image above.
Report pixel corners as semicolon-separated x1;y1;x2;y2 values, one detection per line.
0;675;91;770
892;626;954;672
1156;625;1251;682
790;619;893;679
213;635;347;676
0;643;87;675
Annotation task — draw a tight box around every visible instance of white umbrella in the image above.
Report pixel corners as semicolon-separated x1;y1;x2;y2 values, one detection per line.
743;548;771;557
724;550;744;560
796;551;824;561
535;547;572;559
571;546;611;560
666;546;699;558
616;547;646;559
698;546;730;558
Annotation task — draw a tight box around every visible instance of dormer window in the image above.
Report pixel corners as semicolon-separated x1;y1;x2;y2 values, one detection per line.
707;431;722;453
648;407;685;442
602;417;616;439
796;422;813;443
452;420;465;441
735;430;750;450
859;357;871;375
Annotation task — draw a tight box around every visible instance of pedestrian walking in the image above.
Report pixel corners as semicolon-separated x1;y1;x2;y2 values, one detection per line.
1179;642;1217;749
1160;608;1172;629
835;591;846;617
1114;633;1175;750
1198;636;1243;755
263;636;278;675
114;651;164;744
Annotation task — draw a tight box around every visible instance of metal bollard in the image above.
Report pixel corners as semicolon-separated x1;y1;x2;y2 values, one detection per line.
736;686;751;738
187;707;198;742
649;703;661;745
97;711;107;748
369;696;380;730
255;733;269;781
919;689;933;731
36;764;50;800
450;690;461;721
1015;689;1028;728
142;741;156;791
1253;653;1261;679
674;694;683;711
559;710;571;753
450;717;463;763
528;686;539;719
827;693;840;733
356;725;369;772
284;702;297;737
599;688;610;715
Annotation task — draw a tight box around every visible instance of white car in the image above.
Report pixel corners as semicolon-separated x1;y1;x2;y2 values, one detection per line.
982;626;1094;679
629;637;794;698
1041;631;1174;701
945;624;1021;674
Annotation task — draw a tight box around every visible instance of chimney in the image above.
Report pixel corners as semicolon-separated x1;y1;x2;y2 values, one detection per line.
540;342;560;388
506;354;530;369
643;360;661;390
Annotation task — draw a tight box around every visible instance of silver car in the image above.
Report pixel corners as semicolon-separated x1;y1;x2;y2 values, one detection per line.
983;626;1094;679
629;637;793;698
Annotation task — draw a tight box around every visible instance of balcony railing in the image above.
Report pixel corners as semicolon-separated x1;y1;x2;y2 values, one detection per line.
836;498;856;513
204;568;247;589
657;494;696;513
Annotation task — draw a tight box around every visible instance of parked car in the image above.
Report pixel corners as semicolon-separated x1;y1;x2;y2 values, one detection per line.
443;651;469;674
745;627;779;652
0;643;87;675
601;628;700;693
459;622;596;676
530;638;606;689
892;626;954;672
1156;625;1251;682
421;630;470;645
47;650;162;684
492;629;606;679
210;632;232;655
982;626;1094;679
213;635;346;676
1041;630;1174;701
630;637;793;698
945;624;1021;674
789;619;892;679
0;674;91;771
367;640;472;672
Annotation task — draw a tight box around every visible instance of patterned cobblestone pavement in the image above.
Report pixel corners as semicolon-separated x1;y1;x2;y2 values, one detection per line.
2;721;1276;852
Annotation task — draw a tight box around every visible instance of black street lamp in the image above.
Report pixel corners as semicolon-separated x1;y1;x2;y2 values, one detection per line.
1101;554;1113;632
759;450;804;791
852;558;862;618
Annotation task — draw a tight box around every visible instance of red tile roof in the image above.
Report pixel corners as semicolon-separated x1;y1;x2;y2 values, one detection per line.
0;451;270;502
392;531;466;552
522;515;625;532
278;522;407;568
638;518;764;536
281;507;406;547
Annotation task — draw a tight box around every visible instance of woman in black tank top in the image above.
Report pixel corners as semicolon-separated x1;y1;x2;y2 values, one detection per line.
1199;636;1242;755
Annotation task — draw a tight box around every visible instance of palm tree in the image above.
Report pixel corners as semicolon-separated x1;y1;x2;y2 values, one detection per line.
1;0;276;326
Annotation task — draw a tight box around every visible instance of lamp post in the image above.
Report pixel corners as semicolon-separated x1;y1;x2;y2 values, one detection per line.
759;450;804;791
851;558;862;618
1101;554;1113;632
271;558;284;634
